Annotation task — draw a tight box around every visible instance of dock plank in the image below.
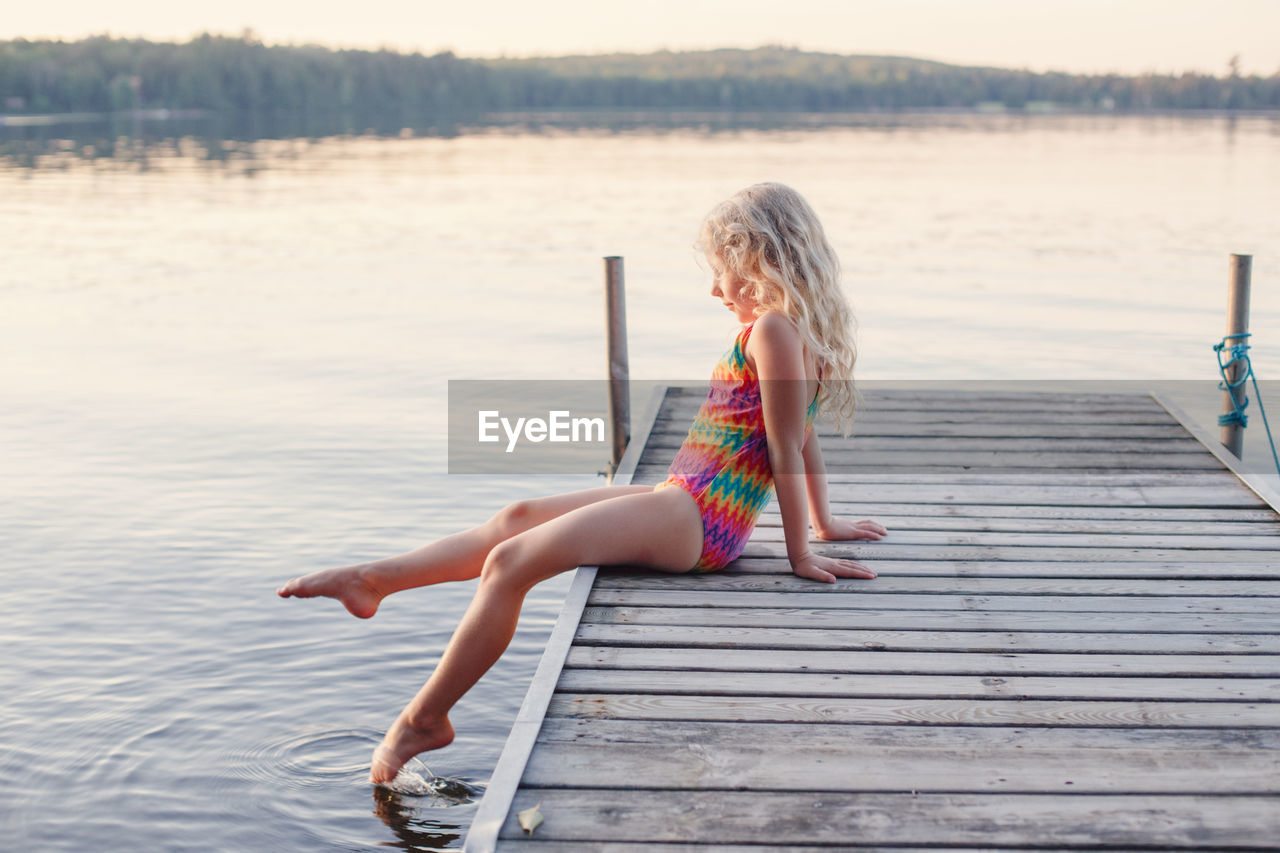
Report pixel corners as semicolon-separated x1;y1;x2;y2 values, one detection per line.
555;669;1280;701
567;646;1280;676
498;790;1280;848
587;588;1280;613
548;693;1280;728
520;719;1280;794
630;478;1269;506
592;574;1280;596
734;541;1280;562
572;623;1280;653
727;556;1280;578
581;605;1280;633
745;527;1280;549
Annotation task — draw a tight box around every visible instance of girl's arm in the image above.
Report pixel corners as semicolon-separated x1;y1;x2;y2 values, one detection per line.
803;430;889;543
751;313;878;584
801;428;835;536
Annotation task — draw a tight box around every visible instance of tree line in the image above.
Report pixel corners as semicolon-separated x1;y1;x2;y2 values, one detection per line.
2;35;1277;119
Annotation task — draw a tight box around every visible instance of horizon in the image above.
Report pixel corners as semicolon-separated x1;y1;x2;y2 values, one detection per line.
2;1;1278;78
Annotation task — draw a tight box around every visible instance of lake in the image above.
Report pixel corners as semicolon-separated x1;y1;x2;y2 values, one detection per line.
2;111;1278;851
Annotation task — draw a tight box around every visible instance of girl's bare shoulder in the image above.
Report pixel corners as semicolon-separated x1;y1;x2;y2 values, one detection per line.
749;311;802;345
746;312;806;377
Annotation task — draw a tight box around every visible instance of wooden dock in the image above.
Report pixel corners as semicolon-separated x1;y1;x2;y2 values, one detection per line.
465;387;1280;851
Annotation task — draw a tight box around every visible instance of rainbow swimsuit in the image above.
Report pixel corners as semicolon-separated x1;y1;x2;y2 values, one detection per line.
660;321;820;571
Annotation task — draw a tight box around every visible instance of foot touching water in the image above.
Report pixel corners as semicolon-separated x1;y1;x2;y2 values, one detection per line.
369;714;456;784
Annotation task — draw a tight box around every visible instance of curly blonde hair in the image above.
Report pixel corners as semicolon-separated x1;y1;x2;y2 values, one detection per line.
699;182;859;432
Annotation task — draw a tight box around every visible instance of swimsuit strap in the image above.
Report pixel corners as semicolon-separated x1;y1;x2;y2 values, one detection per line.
740;319;821;412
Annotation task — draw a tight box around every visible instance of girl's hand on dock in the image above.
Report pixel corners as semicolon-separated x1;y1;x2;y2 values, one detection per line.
790;552;878;584
814;518;888;542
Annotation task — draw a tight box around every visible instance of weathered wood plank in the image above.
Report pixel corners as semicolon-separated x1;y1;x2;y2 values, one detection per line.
661;393;1171;412
816;470;1242;484
667;386;1163;405
645;434;1208;453
809;501;1279;521
566;646;1280;676
548;693;1280;728
728;556;1280;579
659;481;1266;507
540;717;1280;751
640;464;1232;479
498;790;1280;847
520;719;1280;793
805;482;1264;505
688;421;1194;438
588;588;1280;614
806;452;1221;469
581;605;1280;634
660;403;1178;424
554;668;1280;701
572;623;1280;654
746;527;1280;550
827;389;1166;407
593;574;1280;598
497;843;1075;853
758;513;1280;535
735;541;1280;562
649;444;1220;470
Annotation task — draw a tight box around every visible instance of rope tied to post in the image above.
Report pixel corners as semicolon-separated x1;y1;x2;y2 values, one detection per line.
1215;332;1252;427
1213;332;1280;476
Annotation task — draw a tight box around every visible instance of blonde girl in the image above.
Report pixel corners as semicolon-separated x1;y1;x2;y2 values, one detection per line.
277;182;887;784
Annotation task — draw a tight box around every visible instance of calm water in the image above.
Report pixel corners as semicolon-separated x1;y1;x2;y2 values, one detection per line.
2;113;1278;851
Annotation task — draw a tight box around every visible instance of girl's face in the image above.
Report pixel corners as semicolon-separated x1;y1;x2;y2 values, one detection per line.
708;252;759;324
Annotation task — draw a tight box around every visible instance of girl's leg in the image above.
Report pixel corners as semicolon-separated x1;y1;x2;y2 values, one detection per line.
276;484;653;618
370;483;702;782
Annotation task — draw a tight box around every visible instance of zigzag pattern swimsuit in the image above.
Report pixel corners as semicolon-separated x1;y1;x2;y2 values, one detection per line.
659;321;820;572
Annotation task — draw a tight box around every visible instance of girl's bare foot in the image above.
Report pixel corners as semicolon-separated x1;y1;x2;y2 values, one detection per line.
276;564;383;619
369;714;455;784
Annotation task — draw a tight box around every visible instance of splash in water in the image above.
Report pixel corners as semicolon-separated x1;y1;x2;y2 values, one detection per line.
380;755;480;805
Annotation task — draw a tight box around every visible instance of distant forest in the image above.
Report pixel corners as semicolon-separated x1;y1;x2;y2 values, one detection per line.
3;34;1278;119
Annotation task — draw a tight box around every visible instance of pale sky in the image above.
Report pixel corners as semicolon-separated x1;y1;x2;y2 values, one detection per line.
4;0;1279;77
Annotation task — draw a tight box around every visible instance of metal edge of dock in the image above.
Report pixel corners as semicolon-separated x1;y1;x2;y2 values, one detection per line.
463;385;670;853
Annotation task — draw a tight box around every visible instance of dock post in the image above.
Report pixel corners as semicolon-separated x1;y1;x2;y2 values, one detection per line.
605;256;630;481
1219;253;1253;458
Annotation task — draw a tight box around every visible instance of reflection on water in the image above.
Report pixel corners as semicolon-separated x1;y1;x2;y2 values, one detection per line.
6;108;1275;174
372;787;465;852
0;111;467;172
228;728;481;850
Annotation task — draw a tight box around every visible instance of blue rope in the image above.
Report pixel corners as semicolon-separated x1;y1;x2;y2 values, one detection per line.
1213;332;1280;477
1215;333;1252;427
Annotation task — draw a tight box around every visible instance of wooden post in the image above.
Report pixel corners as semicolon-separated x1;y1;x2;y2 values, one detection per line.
1220;253;1253;458
604;256;630;481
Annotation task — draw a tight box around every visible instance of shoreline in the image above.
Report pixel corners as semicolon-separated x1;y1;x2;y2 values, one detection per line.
3;105;1279;130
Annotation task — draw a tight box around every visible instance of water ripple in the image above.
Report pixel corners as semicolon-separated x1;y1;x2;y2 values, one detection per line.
232;728;482;806
233;728;381;789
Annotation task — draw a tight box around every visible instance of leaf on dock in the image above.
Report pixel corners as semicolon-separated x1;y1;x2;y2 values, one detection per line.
517;801;544;834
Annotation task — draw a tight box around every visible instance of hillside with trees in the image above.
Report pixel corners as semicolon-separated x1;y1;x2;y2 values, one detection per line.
2;35;1277;120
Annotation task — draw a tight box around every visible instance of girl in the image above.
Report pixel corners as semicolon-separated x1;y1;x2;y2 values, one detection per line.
277;182;887;784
